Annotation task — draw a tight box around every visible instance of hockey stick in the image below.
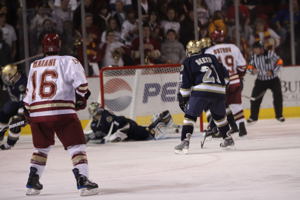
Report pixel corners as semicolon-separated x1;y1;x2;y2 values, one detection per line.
242;91;266;101
0;53;44;68
200;132;208;148
0;120;27;133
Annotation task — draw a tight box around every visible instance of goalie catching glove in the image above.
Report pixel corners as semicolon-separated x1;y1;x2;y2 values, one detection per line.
75;89;91;110
177;93;189;112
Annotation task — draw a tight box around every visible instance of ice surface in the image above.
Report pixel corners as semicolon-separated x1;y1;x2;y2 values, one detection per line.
0;118;300;200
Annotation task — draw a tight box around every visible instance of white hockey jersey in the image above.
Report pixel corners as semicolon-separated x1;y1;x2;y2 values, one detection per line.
23;55;88;120
205;43;246;86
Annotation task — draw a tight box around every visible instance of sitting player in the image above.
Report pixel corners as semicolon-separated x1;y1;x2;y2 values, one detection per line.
85;102;177;143
0;64;27;150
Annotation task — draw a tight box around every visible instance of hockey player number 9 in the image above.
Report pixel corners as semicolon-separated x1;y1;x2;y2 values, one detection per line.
31;70;58;100
218;55;234;73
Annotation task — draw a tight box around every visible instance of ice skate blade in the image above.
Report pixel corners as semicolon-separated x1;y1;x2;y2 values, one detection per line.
174;149;189;154
26;188;41;196
80;188;100;196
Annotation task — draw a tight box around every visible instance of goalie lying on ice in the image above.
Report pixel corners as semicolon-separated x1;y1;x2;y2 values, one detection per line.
85;102;179;143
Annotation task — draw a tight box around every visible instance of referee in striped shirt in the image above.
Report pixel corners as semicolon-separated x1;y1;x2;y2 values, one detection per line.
247;41;285;123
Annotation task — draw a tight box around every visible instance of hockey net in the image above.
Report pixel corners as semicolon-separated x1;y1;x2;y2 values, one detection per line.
99;64;203;131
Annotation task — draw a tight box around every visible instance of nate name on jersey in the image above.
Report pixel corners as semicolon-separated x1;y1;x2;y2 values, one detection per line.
32;59;56;68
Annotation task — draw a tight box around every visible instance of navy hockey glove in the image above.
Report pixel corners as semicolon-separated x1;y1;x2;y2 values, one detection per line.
177;93;189;112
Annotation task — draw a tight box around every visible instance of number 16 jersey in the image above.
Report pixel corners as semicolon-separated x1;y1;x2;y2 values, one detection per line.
23;55;88;121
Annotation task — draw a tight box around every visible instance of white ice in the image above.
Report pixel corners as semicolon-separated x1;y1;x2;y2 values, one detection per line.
0;118;300;200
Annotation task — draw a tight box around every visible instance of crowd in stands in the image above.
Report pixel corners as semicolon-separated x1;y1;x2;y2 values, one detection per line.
0;0;300;76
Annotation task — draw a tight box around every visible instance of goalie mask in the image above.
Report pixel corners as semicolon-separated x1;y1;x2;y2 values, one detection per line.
88;102;103;119
186;40;201;56
1;64;20;86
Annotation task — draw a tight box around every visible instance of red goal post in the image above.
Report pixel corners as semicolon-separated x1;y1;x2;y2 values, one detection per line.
99;64;204;131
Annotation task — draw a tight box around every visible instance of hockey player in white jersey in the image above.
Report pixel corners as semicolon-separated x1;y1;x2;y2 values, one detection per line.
205;30;247;137
23;33;99;196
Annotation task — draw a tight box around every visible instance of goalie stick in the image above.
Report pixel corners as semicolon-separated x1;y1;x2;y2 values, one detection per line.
242;91;266;101
0;120;27;133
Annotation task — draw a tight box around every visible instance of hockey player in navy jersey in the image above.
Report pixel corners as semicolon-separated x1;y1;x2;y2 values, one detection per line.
0;64;27;150
175;39;234;154
86;102;175;143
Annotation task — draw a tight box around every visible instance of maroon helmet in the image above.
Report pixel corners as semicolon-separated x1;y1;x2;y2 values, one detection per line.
42;33;61;54
210;30;226;43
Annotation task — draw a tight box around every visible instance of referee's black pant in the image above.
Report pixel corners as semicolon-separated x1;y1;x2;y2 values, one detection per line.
249;77;283;120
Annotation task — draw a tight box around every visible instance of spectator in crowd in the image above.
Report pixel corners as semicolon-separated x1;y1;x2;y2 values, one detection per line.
148;11;163;42
29;3;52;34
205;0;225;16
109;0;132;11
61;20;81;55
271;0;300;64
131;23;161;65
52;0;73;33
0;10;16;60
100;30;126;67
77;13;102;74
199;23;209;39
53;0;78;11
160;29;186;64
254;19;280;51
160;7;180;35
138;0;156;22
101;17;121;43
247;41;285;124
73;0;95;31
38;18;60;40
121;8;138;46
111;0;126;28
179;9;197;46
197;0;210;26
0;29;10;67
227;14;254;60
226;0;250;26
94;3;112;32
29;3;53;55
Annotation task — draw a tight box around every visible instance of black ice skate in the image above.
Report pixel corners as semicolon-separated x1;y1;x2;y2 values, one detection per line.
26;167;43;195
220;136;235;148
247;118;257;125
72;168;99;196
174;133;191;154
238;122;247;137
276;117;285;122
